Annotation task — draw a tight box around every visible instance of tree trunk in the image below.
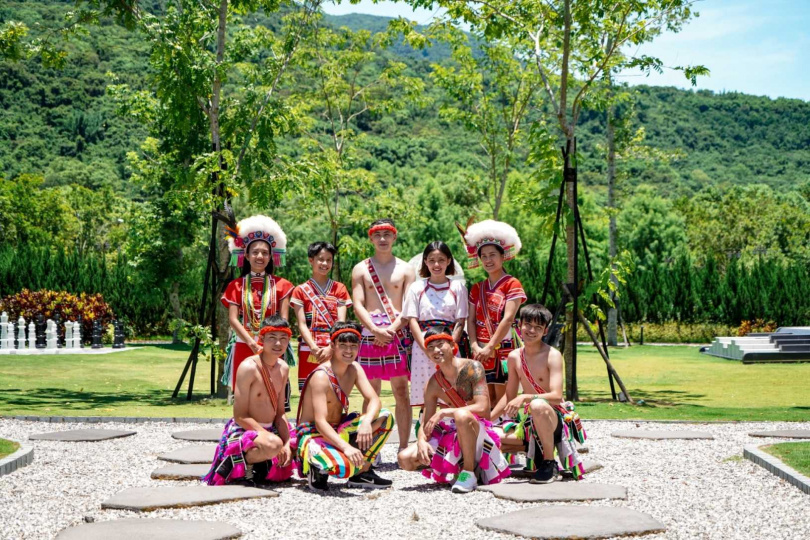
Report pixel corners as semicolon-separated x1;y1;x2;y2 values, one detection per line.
169;280;182;344
563;139;578;401
606;102;619;346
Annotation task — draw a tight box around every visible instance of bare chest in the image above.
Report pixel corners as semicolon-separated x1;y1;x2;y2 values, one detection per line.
520;361;550;393
363;269;406;308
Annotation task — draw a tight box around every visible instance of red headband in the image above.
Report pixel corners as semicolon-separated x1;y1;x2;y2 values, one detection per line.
259;326;292;338
368;224;398;238
331;328;362;341
425;334;458;354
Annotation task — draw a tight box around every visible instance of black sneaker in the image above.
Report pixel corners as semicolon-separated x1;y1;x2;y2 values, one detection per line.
529;459;557;484
346;468;393;489
251;461;273;487
307;466;329;492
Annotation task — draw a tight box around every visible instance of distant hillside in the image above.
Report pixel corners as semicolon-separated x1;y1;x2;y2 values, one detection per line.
2;1;809;195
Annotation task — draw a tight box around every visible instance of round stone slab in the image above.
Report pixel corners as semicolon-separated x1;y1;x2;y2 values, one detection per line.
749;430;810;439
101;485;277;512
477;506;665;539
611;429;714;440
158;444;218;464
29;429;136;442
479;482;626;502
171;429;222;442
151;463;211;480
56;518;241;539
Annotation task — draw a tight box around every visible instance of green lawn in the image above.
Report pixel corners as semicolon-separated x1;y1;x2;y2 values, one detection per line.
0;438;20;459
0;344;808;421
763;442;810;476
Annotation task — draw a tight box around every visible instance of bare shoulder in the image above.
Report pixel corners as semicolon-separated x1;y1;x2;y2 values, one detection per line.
236;356;260;379
279;362;290;377
351;261;369;279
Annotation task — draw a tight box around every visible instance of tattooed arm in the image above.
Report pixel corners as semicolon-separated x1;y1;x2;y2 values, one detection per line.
451;360;491;419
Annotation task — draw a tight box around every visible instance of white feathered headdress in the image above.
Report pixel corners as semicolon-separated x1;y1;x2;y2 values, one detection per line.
224;214;287;268
458;218;521;269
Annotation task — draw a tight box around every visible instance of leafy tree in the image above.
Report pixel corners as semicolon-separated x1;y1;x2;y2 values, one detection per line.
408;0;705;398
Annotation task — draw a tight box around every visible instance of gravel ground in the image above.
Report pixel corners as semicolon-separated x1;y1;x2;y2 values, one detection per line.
1;419;809;540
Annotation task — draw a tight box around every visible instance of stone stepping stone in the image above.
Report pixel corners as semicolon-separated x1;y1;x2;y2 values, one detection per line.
101;485;277;512
611;429;713;440
480;482;626;502
477;506;665;539
510;459;603;478
29;429;136;442
151;463;211;480
171;429;222;442
749;429;810;439
56;518;241;539
158;444;218;464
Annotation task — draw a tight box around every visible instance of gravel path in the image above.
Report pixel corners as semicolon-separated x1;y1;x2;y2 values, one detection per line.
1;419;809;539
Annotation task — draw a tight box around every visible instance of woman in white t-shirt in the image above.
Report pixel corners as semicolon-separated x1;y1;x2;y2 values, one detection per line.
402;241;470;408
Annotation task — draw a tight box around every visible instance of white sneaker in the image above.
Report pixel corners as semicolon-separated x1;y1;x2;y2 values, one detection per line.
451;471;478;494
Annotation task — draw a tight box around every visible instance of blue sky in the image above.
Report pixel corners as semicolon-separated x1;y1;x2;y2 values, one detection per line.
322;0;810;101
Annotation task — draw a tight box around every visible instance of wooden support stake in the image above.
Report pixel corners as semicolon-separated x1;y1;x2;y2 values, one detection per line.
577;310;635;404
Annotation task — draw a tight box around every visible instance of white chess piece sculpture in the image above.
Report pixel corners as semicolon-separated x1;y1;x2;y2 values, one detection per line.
65;321;74;350
73;323;81;349
17;317;26;350
0;312;8;350
28;321;36;350
46;319;57;351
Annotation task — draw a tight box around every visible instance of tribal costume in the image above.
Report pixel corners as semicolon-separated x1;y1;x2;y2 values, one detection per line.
221;273;294;385
202;419;296;485
291;279;352;390
501;349;588;479
421;368;511;486
401;278;470;407
219;214;294;410
203;356;296;485
296;366;394;478
357;258;411;381
457;219;527;385
468;275;527;384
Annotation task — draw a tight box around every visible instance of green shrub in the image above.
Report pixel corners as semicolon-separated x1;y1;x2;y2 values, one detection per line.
0;289;114;342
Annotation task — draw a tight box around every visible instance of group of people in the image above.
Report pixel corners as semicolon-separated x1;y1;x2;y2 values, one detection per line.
202;214;587;494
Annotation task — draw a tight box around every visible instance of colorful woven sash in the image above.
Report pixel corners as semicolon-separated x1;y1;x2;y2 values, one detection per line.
519;349;585;441
434;369;467;408
300;279;336;329
297;365;349;422
366;258;409;357
256;359;280;415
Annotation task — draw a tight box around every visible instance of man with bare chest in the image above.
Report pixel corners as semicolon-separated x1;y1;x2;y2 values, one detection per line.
492;304;587;483
351;218;415;454
397;327;510;493
204;315;294;486
296;321;395;491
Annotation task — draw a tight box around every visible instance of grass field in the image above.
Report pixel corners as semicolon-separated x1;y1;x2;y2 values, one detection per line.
0;344;808;421
763;442;810;476
0;438;20;459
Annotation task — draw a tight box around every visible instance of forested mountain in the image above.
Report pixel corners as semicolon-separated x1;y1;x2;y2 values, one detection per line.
3;1;809;193
2;1;809;333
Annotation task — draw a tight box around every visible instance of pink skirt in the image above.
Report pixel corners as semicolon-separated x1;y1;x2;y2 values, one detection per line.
358;312;409;381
